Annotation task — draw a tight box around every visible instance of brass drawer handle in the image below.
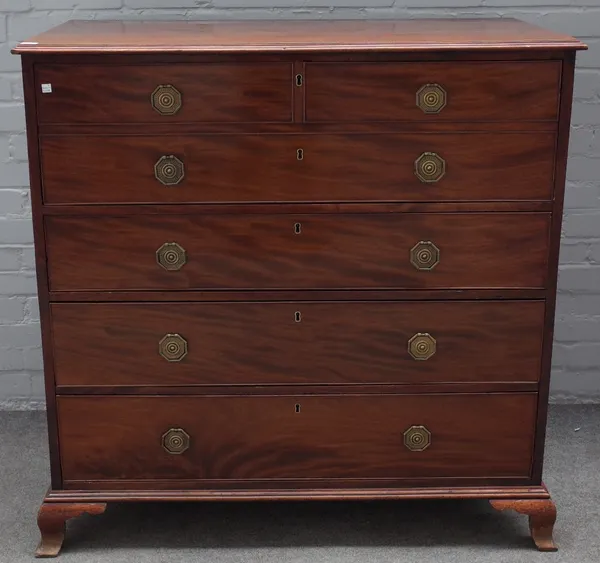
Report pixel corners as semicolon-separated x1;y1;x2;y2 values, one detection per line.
416;83;447;114
151;84;182;116
156;242;187;271
415;152;446;183
162;428;190;454
410;241;440;271
404;425;431;451
155;155;185;186
408;333;436;361
159;333;188;362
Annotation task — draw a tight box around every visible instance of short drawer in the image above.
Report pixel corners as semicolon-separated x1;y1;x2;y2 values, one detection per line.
40;133;556;204
45;213;551;291
305;61;561;122
51;301;545;387
35;63;293;124
58;394;537;482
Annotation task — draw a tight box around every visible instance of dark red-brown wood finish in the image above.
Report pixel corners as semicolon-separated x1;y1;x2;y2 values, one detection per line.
304;61;561;122
57;394;537;482
35;63;294;124
44;213;551;291
50;300;545;387
13;19;584;53
20;56;63;493
13;18;585;556
40;133;557;204
532;51;577;485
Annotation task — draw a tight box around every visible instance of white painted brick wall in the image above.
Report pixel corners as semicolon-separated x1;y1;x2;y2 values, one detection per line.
0;1;598;408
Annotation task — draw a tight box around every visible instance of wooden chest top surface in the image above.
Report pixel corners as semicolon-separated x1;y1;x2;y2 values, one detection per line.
13;18;586;54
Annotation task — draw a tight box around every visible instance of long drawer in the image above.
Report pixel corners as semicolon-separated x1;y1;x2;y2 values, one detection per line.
57;394;537;482
35;63;293;124
50;301;545;387
45;213;551;291
305;61;561;122
40;133;556;204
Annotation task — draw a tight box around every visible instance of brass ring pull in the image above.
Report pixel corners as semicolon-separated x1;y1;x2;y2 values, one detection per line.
410;241;440;271
155;155;185;186
156;242;187;271
416;83;447;114
404;425;431;451
415;152;446;183
151;84;182;116
159;333;188;362
162;428;190;454
408;333;436;361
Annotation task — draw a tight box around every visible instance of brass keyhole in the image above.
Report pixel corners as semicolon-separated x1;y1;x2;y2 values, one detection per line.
297;148;304;161
295;311;302;323
294;222;302;235
295;403;301;413
295;74;303;87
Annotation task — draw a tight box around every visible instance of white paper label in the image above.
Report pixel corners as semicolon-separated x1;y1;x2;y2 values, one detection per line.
41;83;52;94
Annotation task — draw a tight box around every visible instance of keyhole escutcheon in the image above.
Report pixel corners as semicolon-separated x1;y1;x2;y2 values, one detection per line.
295;403;301;413
295;311;302;323
297;148;304;161
294;222;302;235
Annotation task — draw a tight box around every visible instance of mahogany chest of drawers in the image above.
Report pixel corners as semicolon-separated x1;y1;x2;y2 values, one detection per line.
13;19;585;556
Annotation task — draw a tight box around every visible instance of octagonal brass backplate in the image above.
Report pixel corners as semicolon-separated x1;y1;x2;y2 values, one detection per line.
155;155;185;186
404;425;431;452
159;333;188;362
156;242;187;271
416;83;447;114
408;333;437;361
162;428;190;454
151;84;182;116
410;241;440;271
415;152;446;183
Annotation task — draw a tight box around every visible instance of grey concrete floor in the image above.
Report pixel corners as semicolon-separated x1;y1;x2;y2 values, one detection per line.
0;405;599;562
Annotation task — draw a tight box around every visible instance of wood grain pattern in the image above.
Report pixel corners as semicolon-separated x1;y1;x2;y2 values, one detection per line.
35;502;106;558
44;213;551;291
35;63;293;124
57;394;537;482
50;300;545;387
40;133;556;204
305;61;561;122
13;18;583;552
12;19;586;54
490;498;558;551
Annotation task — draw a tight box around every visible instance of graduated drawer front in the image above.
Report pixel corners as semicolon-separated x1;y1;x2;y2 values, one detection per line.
51;301;545;387
305;61;561;122
45;213;551;291
57;394;537;482
35;63;293;124
40;133;556;204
